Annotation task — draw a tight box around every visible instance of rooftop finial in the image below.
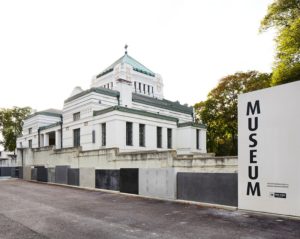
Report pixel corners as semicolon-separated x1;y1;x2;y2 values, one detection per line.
125;44;128;54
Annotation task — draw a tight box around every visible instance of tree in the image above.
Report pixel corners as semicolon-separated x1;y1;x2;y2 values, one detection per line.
195;71;271;156
0;107;31;152
260;0;300;85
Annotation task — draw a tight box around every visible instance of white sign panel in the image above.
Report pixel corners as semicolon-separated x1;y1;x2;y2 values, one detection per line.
238;81;300;217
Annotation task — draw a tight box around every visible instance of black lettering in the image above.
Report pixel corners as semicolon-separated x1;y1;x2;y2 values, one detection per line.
247;182;261;196
250;149;257;163
248;117;258;131
249;133;257;147
248;166;258;179
246;100;260;116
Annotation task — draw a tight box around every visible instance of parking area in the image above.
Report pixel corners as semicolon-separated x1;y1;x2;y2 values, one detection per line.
0;178;299;239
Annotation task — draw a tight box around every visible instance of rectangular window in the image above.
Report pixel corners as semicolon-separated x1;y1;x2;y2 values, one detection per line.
73;112;80;121
126;122;133;146
92;130;96;143
28;140;32;148
139;124;145;147
73;128;80;147
148;85;150;94
143;84;145;92
139;82;141;91
157;127;162;148
196;129;200;149
102;123;106;146
152;86;154;93
134;82;136;91
111;82;113;89
49;132;55;146
167;128;172;149
28;128;32;134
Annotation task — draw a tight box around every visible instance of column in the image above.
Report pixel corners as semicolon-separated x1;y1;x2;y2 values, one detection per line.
40;134;44;147
55;130;61;149
44;133;49;147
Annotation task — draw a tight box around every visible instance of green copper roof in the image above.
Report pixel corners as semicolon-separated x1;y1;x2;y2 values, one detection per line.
93;106;178;122
64;87;120;104
178;122;207;129
132;93;193;115
39;122;62;131
25;109;62;120
97;54;155;78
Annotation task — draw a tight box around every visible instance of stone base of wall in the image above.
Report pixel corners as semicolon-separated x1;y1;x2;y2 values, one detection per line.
177;173;238;206
55;166;70;184
11;167;16;177
23;166;31;180
17;148;237;173
11;148;239;207
31;168;37;180
79;168;95;188
95;170;120;191
36;166;48;182
47;168;55;183
68;168;79;186
120;168;139;195
139;168;176;200
0;167;12;177
2;163;239;208
18;167;23;179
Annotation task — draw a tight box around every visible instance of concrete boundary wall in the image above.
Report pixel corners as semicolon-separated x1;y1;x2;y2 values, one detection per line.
120;168;139;194
13;167;21;178
68;168;79;186
95;170;119;191
139;168;177;200
1;163;239;208
23;166;31;180
80;168;95;188
55;165;70;184
12;148;239;208
0;167;11;177
18;167;23;179
177;173;238;206
47;168;55;183
36;166;48;182
31;168;37;180
11;167;17;178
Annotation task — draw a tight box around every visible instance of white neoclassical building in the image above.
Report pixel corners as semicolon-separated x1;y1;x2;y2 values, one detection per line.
17;50;206;155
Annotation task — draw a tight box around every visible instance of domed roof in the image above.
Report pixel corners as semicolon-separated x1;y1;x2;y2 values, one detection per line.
70;86;83;97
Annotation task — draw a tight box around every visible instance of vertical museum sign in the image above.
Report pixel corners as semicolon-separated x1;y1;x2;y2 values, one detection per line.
238;81;300;217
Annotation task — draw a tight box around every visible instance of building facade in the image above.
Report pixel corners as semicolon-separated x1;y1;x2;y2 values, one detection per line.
17;52;206;155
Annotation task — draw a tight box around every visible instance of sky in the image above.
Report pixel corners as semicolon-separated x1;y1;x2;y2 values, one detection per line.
0;0;275;112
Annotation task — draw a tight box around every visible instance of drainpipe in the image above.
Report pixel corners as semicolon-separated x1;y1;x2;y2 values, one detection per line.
21;147;24;169
117;95;120;106
60;115;63;149
38;128;41;148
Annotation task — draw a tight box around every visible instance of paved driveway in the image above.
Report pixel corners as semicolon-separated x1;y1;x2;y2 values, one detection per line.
0;179;299;239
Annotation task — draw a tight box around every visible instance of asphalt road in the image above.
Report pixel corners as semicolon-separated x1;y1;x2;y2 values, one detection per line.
0;178;299;239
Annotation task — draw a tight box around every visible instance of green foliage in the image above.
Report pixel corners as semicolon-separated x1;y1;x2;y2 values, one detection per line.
195;71;271;156
0;107;31;152
260;0;300;85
